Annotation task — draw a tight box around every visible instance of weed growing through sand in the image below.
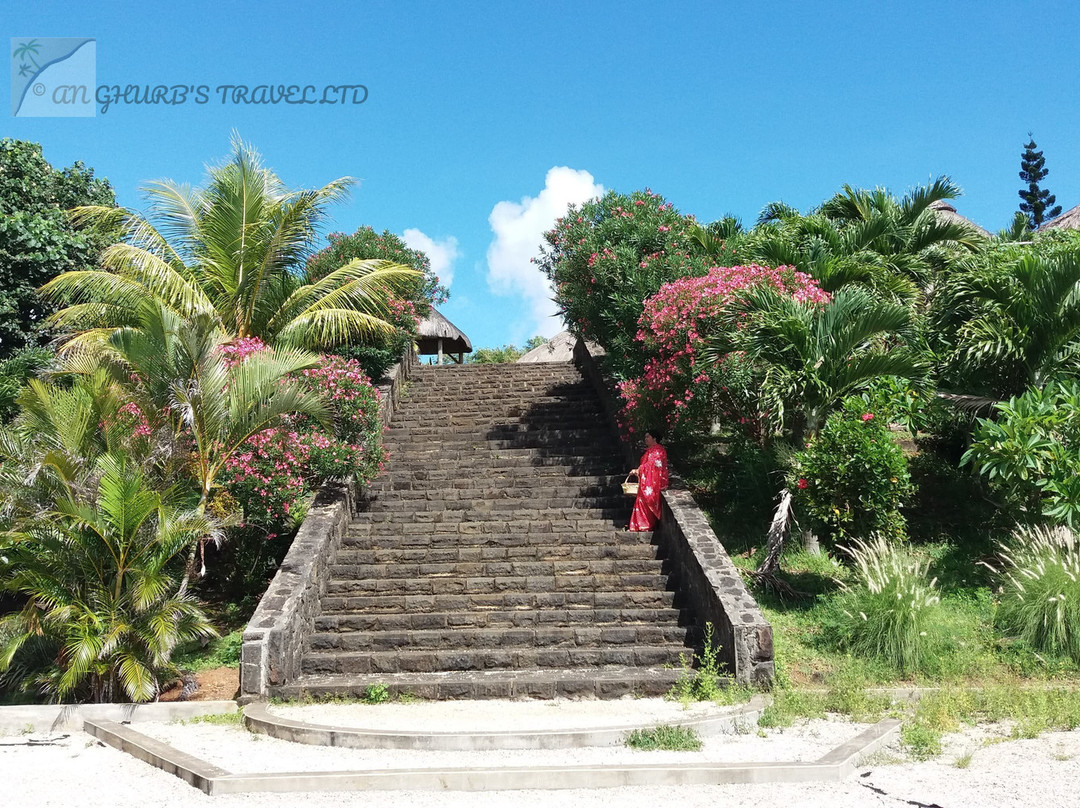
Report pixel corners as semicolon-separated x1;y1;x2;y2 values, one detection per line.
362;683;390;704
180;711;243;726
953;749;974;768
668;623;750;706
625;724;702;751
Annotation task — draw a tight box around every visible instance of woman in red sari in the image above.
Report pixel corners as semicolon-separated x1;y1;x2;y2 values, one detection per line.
628;429;668;531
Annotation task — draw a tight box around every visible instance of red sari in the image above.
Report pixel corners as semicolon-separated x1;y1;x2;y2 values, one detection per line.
628;444;668;531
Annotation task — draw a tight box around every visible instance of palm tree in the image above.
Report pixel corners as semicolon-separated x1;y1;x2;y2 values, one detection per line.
40;135;419;355
708;286;927;445
935;250;1080;398
0;454;217;702
705;286;927;575
745;177;985;305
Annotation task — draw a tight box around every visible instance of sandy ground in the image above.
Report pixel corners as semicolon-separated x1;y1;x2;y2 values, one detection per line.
2;701;1078;807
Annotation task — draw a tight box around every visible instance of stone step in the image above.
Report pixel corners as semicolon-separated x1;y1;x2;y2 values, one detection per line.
323;571;674;597
360;512;629;528
369;471;626;487
331;542;660;565
301;643;691;675
364;496;628;513
274;667;693;701
313;606;691;632
307;624;695;653
327;557;665;581
366;480;622;496
318;588;680;615
341;529;651;550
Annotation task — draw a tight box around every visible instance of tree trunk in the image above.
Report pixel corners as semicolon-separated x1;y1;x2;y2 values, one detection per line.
755;488;793;576
802;528;821;555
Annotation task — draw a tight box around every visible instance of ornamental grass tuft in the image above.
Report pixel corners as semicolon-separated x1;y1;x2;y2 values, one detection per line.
823;537;942;674
991;524;1080;663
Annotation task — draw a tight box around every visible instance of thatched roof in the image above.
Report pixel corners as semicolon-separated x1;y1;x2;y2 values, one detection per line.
518;332;571;363
928;200;991;238
1040;203;1080;231
416;308;472;355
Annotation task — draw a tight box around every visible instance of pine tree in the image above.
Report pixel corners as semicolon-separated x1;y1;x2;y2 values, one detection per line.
1018;135;1062;229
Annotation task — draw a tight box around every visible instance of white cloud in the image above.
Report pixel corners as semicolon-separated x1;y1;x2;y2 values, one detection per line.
486;167;604;338
401;228;461;288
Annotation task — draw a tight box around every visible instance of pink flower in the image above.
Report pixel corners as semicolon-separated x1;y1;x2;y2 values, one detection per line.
862;413;874;421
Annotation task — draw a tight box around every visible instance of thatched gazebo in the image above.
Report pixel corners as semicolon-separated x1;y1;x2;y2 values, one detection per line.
928;200;991;238
417;308;472;364
1040;203;1080;231
518;331;602;363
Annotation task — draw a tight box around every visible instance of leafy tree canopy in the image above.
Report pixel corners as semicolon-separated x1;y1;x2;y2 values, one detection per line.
0;139;116;357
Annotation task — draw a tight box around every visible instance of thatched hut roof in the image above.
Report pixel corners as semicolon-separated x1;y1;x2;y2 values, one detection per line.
928;200;991;238
518;331;602;363
416;308;472;356
1040;203;1080;231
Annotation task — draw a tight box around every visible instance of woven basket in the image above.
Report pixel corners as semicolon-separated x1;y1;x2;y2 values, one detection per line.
621;470;639;496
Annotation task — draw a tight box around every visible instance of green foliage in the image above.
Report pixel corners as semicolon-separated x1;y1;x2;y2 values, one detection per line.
536;189;714;378
624;724;702;751
669;623;731;704
901;721;943;760
0;455;217;702
468;337;547;364
308;227;446;380
992;525;1080;663
708;285;926;443
963;381;1080;527
0;139;116;358
934;244;1080;398
0;346;52;422
1017;136;1062;229
757;689;827;728
173;629;243;671
791;399;913;544
362;683;390;704
744;176;984;301
821;538;943;674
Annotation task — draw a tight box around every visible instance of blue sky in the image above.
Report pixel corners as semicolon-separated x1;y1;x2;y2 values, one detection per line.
7;1;1080;349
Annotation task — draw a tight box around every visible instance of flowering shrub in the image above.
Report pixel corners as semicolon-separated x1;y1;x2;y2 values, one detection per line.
536;189;722;378
790;398;912;545
619;264;828;437
220;348;386;530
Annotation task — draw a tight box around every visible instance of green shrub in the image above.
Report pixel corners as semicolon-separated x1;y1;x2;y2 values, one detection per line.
669;622;729;704
822;538;942;674
964;382;1080;527
625;724;702;751
992;524;1080;663
791;399;913;546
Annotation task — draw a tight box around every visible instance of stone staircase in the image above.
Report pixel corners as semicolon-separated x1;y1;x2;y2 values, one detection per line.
277;361;703;700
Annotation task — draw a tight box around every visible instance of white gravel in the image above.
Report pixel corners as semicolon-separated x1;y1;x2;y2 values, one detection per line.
2;721;1078;808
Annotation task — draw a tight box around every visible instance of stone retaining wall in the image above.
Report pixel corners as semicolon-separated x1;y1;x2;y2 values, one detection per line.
240;350;414;700
573;340;774;685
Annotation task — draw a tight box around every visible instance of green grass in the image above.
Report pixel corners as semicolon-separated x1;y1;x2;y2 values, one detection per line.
624;724;702;751
173;629;243;671
179;711;243;726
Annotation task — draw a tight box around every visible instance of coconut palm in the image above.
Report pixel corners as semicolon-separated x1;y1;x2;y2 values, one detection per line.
40;136;419;354
0;454;218;702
